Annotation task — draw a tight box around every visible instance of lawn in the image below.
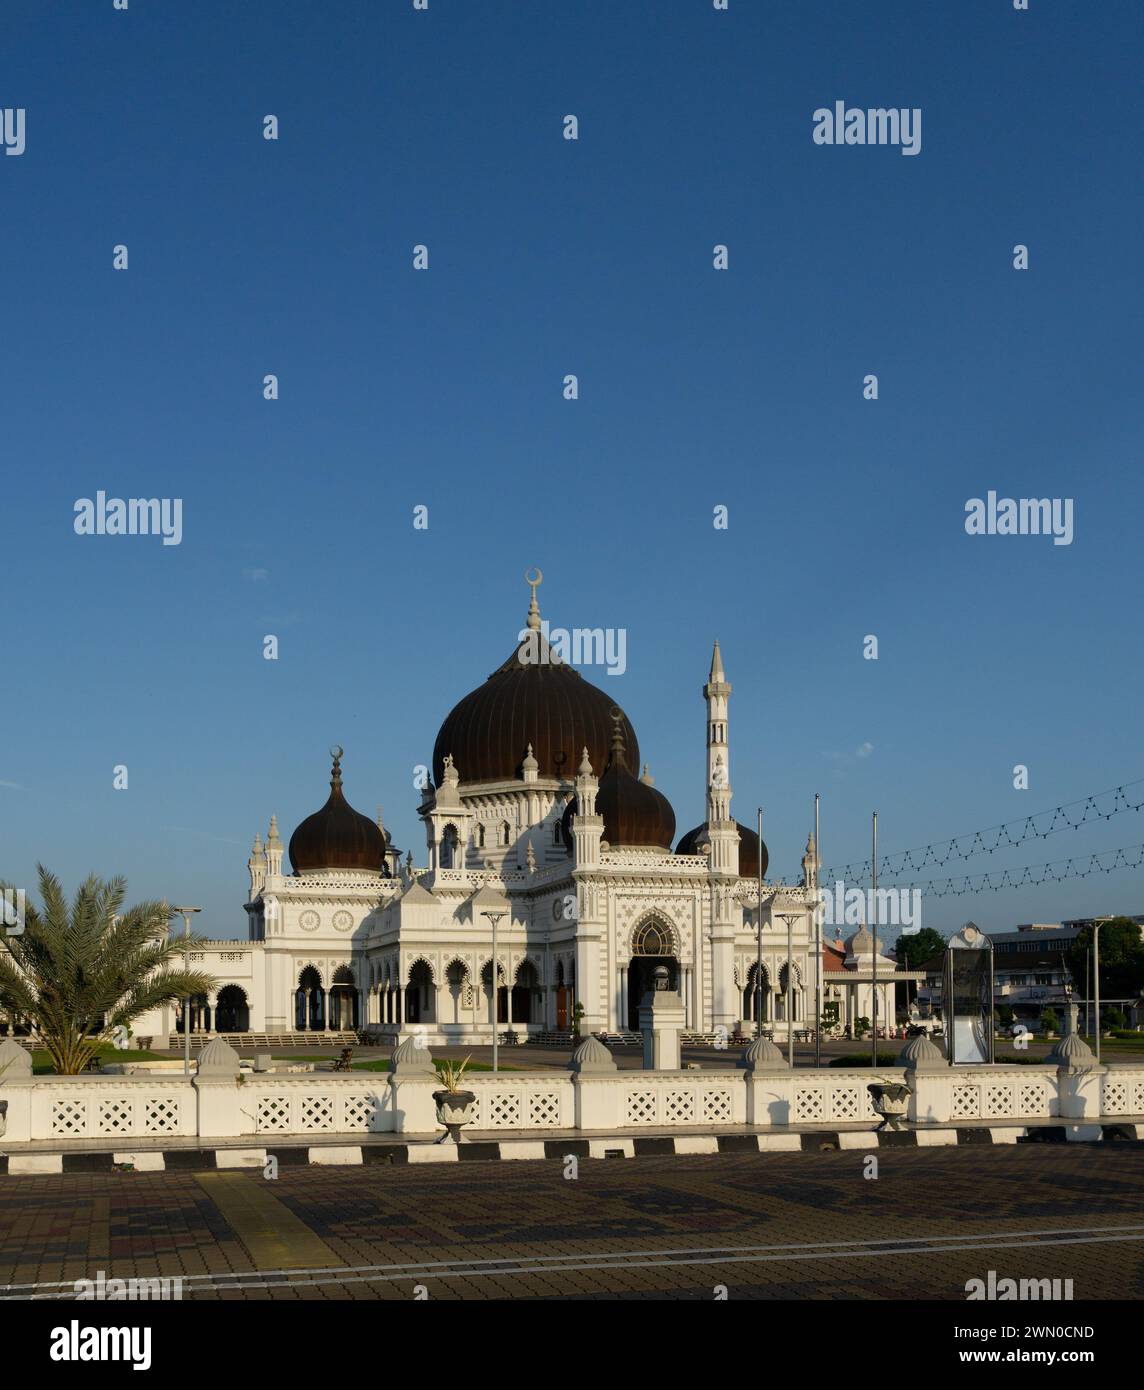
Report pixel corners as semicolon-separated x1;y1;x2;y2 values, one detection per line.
29;1046;170;1075
272;1056;520;1073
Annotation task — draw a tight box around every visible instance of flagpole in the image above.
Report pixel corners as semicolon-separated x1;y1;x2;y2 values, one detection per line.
814;792;822;1068
871;812;878;1068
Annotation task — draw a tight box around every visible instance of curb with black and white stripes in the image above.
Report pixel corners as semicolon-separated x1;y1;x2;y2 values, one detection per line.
2;1122;1141;1174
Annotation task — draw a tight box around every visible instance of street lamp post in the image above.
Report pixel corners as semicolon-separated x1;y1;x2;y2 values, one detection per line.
755;807;764;1038
871;812;878;1069
1092;916;1114;1065
482;910;506;1074
814;792;822;1068
777;912;801;1069
170;905;202;1077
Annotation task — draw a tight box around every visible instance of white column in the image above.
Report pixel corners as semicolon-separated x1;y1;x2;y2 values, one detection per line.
618;965;628;1032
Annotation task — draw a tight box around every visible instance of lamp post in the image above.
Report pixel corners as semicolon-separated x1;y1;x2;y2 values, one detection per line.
776;912;801;1069
1092;916;1114;1064
870;811;878;1068
482;910;506;1074
814;792;822;1068
755;807;765;1038
170;905;201;1077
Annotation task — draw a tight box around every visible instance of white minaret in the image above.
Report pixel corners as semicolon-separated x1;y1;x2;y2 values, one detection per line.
704;639;739;877
247;832;266;897
705;641;740;1031
265;815;283;878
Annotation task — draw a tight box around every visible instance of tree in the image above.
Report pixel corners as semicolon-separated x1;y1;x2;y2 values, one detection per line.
893;928;946;1008
1067;918;1144;1003
893;927;945;968
0;867;215;1074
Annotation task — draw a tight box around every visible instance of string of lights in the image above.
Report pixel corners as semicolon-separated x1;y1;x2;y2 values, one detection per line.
822;778;1144;882
869;840;1144;899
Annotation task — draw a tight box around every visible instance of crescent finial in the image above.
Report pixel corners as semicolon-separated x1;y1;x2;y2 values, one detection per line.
524;567;544;630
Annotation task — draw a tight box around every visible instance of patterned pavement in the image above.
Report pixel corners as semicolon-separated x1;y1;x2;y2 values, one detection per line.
2;1144;1143;1300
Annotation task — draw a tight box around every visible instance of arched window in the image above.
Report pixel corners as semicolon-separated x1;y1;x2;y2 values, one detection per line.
474;823;486;849
440;824;459;869
632;920;671;957
500;820;511;847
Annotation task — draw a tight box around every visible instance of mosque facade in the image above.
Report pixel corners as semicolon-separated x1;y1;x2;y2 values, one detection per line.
136;579;900;1046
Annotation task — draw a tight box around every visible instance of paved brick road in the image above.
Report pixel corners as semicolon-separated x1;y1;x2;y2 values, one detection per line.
2;1145;1142;1300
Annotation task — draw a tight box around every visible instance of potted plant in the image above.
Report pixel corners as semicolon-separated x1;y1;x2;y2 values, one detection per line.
866;1076;912;1131
433;1056;476;1144
1040;1007;1060;1040
571;1001;585;1040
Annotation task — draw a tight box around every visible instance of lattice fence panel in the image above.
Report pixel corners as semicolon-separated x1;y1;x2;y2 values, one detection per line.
702;1090;732;1124
984;1085;1014;1119
256;1095;292;1132
51;1099;88;1136
300;1096;335;1131
951;1085;980;1120
97;1099;134;1135
1102;1081;1128;1115
528;1093;562;1127
627;1090;657;1125
486;1093;522;1129
341;1095;379;1130
1018;1083;1047;1118
794;1088;824;1123
664;1090;695;1124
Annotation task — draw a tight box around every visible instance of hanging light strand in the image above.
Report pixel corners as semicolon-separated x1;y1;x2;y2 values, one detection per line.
868;839;1144;899
823;777;1144;882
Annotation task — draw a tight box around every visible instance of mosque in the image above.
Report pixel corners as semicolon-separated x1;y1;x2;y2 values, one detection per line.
136;577;900;1047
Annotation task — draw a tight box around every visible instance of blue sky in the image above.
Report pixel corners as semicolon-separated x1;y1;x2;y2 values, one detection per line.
2;0;1141;939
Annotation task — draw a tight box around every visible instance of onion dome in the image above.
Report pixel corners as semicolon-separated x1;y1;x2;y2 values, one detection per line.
844;926;883;957
675;821;768;878
288;747;387;874
431;571;639;786
563;711;675;851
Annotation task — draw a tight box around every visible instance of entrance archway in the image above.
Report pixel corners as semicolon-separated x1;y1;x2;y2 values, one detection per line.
480;960;507;1024
406;960;436;1024
742;963;769;1024
296;966;324;1031
329;966;358;1031
215;985;250;1033
512;959;540;1026
627;919;679;1031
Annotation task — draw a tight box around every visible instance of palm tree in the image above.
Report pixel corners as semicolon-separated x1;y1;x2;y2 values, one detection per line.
0;867;216;1074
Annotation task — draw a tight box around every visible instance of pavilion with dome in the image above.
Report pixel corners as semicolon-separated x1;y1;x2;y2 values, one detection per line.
134;577;903;1046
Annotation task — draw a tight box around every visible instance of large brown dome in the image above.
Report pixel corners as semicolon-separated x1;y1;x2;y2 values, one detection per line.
432;630;639;787
288;748;387;874
676;821;769;879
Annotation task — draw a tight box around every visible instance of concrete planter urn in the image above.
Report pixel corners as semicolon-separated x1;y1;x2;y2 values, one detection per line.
433;1089;476;1144
867;1081;911;1131
433;1056;475;1143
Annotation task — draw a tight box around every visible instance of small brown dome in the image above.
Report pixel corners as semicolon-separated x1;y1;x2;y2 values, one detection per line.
563;714;675;852
288;748;387;874
675;821;769;879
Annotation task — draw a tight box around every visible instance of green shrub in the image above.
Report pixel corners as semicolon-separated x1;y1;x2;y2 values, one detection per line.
829;1052;899;1068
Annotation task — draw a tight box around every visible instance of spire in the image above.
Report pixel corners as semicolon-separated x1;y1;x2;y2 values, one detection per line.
709;638;725;683
329;745;344;791
251;832;264;858
267;815;280;844
578;746;594;777
524;566;543;631
608;707;629;769
640;762;655;786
